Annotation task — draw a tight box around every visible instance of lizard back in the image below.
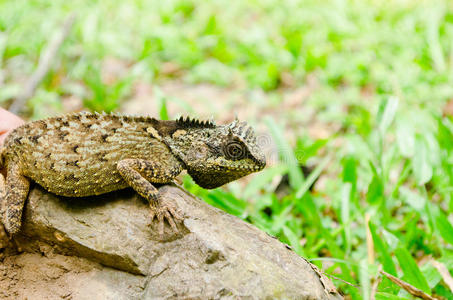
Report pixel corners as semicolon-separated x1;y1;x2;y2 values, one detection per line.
2;112;180;197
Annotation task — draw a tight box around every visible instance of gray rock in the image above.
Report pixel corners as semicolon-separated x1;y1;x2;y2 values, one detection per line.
2;185;343;299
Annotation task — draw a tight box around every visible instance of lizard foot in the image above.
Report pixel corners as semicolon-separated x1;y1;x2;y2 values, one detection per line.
149;196;183;237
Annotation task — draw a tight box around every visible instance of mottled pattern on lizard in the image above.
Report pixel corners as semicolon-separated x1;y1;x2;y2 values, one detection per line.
0;112;265;237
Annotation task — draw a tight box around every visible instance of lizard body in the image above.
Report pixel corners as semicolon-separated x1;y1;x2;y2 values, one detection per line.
0;112;265;236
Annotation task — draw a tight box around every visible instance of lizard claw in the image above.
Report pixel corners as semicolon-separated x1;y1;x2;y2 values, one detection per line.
149;197;183;237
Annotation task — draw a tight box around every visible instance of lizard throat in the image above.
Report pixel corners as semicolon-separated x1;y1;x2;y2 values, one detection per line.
187;168;253;189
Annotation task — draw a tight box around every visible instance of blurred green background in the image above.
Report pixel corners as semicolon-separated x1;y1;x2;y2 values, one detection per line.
2;0;453;298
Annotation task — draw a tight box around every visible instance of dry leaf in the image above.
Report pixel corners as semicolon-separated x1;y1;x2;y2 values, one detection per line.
431;260;453;292
380;271;434;300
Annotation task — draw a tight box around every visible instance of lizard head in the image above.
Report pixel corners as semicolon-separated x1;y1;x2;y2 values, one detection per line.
164;117;266;189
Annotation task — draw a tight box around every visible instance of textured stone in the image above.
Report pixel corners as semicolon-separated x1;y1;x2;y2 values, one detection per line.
1;185;343;299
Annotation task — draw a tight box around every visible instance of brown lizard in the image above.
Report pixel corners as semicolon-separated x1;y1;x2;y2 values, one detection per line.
0;112;266;237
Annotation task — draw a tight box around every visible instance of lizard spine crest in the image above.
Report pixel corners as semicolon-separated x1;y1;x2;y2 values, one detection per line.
176;116;216;129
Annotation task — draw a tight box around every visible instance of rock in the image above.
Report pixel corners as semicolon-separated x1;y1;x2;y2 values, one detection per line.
1;185;343;299
0;252;146;300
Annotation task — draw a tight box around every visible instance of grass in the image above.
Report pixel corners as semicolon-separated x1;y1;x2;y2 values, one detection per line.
2;0;453;298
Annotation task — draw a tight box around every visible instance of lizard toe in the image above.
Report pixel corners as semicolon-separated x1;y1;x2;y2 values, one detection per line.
164;210;178;233
150;197;184;237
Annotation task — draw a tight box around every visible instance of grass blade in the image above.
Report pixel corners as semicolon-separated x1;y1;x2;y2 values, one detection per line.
341;182;351;254
378;96;399;134
369;222;397;276
295;155;331;199
265;117;304;189
434;208;453;245
412;135;433;186
154;86;169;120
359;259;370;300
394;247;431;294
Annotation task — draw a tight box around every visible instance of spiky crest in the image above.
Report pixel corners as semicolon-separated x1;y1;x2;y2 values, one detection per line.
176;116;216;129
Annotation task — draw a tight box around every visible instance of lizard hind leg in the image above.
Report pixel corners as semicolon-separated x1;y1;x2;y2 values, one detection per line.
117;159;183;236
3;163;30;236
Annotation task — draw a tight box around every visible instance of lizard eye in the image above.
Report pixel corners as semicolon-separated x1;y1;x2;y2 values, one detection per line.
223;140;247;160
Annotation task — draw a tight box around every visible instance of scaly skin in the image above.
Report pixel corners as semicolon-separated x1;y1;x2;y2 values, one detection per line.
0;112;265;237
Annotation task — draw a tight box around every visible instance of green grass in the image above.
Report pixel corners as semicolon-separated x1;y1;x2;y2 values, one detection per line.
2;0;453;298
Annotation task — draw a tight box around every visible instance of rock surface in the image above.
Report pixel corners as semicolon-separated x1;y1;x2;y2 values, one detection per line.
1;184;343;299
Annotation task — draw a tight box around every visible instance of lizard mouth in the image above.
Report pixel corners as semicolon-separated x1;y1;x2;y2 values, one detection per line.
220;159;266;173
222;163;264;172
214;155;266;172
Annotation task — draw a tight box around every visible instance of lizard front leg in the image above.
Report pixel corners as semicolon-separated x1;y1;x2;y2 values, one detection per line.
117;158;183;236
2;162;30;236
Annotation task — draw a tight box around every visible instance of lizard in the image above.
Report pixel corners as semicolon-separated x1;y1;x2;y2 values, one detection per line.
0;112;266;238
